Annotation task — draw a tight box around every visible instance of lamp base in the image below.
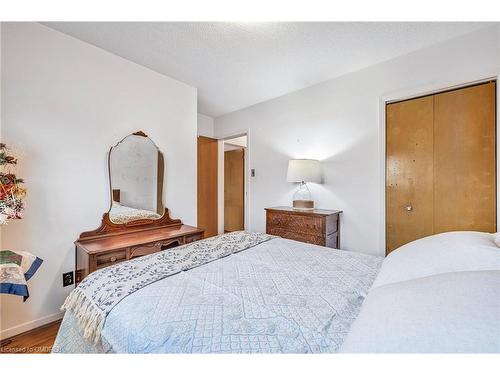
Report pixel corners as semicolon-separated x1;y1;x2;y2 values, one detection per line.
292;199;314;211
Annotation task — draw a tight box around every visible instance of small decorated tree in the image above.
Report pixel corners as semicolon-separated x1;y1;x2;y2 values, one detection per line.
0;143;26;225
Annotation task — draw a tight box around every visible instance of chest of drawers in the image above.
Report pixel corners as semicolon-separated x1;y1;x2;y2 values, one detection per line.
265;207;341;248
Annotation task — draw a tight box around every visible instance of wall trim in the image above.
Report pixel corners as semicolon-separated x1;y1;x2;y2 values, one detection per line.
0;311;64;340
378;74;500;256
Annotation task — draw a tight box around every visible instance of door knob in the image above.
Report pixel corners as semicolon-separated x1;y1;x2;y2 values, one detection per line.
405;204;413;212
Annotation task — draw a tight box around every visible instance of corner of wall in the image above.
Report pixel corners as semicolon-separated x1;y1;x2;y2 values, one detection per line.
197;113;215;138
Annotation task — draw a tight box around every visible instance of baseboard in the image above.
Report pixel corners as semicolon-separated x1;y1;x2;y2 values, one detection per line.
0;311;64;340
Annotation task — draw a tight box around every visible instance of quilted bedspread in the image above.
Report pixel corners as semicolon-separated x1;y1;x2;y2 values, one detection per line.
53;237;382;353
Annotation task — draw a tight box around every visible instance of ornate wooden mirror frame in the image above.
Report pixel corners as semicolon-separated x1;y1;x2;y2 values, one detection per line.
79;131;181;239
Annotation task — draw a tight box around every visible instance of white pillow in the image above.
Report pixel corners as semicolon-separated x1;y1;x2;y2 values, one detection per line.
372;231;500;289
493;232;500;247
340;270;500;353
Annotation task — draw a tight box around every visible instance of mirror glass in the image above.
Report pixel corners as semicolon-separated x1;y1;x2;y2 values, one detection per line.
109;133;164;224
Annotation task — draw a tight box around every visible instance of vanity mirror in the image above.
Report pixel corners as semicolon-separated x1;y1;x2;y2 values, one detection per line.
79;131;185;238
109;131;164;224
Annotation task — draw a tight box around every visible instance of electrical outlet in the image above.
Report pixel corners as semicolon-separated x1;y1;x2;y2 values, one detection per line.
251;169;255;177
62;271;74;287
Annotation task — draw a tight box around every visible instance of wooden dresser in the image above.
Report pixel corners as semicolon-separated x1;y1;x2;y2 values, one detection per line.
75;225;204;284
265;206;342;249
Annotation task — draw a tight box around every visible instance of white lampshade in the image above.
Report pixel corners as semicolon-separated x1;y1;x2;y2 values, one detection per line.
286;159;322;183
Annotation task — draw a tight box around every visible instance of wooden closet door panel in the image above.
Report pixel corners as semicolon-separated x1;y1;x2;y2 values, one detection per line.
434;82;496;233
197;136;218;237
386;96;434;254
224;149;245;232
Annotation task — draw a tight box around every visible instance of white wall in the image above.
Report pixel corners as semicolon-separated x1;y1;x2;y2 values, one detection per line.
215;25;500;256
0;22;198;338
197;113;214;137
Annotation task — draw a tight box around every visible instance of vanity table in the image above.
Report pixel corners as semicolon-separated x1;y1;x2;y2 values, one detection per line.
75;225;203;283
75;131;204;284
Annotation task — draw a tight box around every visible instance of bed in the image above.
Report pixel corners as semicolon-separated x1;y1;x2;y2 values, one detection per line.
340;231;500;353
52;231;500;353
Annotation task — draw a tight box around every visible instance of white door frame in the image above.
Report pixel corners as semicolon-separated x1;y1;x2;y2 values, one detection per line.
378;75;499;255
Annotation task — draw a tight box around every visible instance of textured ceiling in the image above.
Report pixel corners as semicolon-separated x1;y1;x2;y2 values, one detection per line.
42;22;491;117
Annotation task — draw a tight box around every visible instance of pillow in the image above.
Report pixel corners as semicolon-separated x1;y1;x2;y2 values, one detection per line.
340;270;500;353
0;250;43;300
493;233;500;247
372;231;500;289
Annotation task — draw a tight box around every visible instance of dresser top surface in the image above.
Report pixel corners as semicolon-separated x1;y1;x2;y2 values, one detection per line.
75;224;203;254
265;206;342;216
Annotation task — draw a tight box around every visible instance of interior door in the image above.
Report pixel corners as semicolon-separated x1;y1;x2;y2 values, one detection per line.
197;136;218;238
433;82;496;233
386;96;435;254
224;148;245;232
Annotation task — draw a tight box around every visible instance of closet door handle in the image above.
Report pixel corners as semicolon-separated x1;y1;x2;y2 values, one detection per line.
405;204;413;212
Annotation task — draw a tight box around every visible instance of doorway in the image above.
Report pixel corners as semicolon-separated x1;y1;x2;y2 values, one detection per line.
223;135;247;232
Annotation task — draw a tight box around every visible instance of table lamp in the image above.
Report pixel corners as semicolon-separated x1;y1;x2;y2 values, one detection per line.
286;159;322;210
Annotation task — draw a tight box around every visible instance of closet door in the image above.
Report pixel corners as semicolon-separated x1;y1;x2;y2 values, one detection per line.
434;82;496;233
386;96;435;254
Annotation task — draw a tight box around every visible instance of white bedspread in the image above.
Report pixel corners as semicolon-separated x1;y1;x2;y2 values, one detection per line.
53;238;382;353
341;270;500;353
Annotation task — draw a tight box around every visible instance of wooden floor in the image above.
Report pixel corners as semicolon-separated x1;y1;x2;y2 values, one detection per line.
0;320;61;354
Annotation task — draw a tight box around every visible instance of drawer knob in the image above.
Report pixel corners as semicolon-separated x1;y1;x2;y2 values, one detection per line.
110;256;117;262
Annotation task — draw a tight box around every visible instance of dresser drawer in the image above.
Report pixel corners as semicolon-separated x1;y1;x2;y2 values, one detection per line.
96;250;127;269
267;211;323;236
129;242;160;259
268;228;325;246
185;233;203;243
